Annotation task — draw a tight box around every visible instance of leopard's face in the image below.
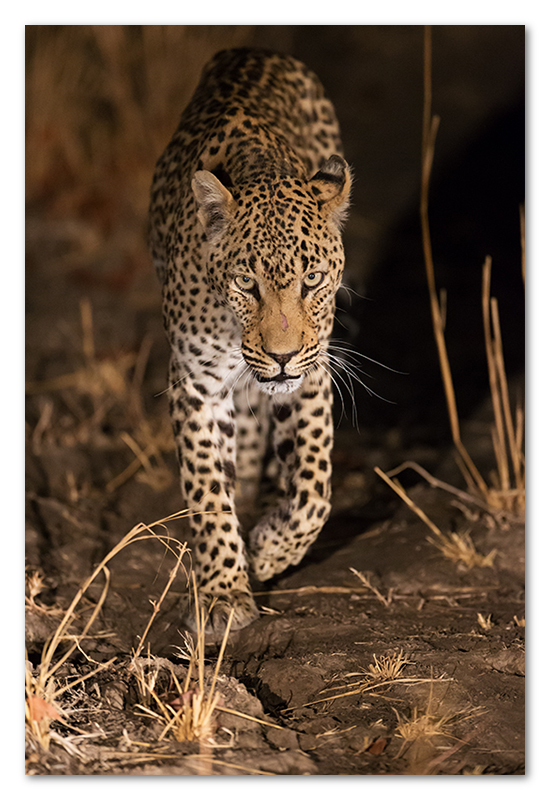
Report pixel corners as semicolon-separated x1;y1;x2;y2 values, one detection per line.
193;158;351;395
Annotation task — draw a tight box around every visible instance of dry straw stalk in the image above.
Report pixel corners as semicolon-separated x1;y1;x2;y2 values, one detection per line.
411;26;525;515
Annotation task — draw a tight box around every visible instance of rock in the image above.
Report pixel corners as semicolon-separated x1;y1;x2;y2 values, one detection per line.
256;659;326;709
102;680;126;709
486;648;525;676
264;726;300;750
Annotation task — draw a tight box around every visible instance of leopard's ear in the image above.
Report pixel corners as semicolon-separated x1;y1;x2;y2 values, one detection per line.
310;155;352;230
192;170;235;239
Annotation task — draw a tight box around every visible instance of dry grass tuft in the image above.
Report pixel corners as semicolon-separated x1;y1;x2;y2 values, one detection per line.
481;256;525;514
374;466;497;569
26;538;277;771
427;529;496;569
130;575;283;749
391;675;485;773
476;613;494;631
131;578;234;746
393;690;485;759
289;651;450;711
25;511;191;755
25;569;63;617
365;649;412;681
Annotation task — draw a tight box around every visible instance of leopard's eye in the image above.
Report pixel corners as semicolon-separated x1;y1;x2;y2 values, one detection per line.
303;271;324;289
235;274;257;292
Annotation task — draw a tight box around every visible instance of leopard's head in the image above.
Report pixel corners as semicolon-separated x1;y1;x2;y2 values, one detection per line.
193;156;351;395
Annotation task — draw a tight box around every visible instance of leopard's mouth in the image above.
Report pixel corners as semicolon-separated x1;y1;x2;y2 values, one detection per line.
253;371;304;395
255;372;300;383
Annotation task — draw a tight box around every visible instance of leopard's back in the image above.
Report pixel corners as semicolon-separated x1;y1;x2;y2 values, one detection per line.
149;48;343;273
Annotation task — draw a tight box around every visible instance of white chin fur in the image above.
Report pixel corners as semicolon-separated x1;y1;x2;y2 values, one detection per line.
257;375;304;395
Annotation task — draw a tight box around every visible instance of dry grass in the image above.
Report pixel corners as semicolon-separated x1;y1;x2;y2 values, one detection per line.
25;511;191;755
27;298;174;492
349;567;393;606
393;704;480;772
288;652;451;711
415;26;525;517
131;573;284;749
393;678;485;773
25;565;114;751
374;466;497;569
481;256;525;513
428;529;496;569
372;28;524;563
26;26;252;218
476;613;494;631
364;649;412;681
131;577;234;746
388;670;486;774
26;529;278;768
25;569;63;617
26;535;279;774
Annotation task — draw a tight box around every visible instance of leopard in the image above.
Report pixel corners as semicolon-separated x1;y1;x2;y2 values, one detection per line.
149;48;352;635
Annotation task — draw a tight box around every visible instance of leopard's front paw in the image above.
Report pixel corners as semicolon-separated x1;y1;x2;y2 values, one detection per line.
249;539;311;581
248;522;305;582
184;590;260;638
249;551;281;582
248;501;331;581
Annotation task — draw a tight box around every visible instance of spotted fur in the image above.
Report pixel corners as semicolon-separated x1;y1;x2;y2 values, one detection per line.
149;48;351;633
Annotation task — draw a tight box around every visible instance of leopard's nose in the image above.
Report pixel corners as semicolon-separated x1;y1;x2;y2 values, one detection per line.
265;349;301;367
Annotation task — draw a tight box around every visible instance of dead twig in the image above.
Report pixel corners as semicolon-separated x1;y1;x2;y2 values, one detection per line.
349;567;392;607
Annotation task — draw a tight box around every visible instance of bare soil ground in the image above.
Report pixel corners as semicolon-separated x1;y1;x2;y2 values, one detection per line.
24;25;524;777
